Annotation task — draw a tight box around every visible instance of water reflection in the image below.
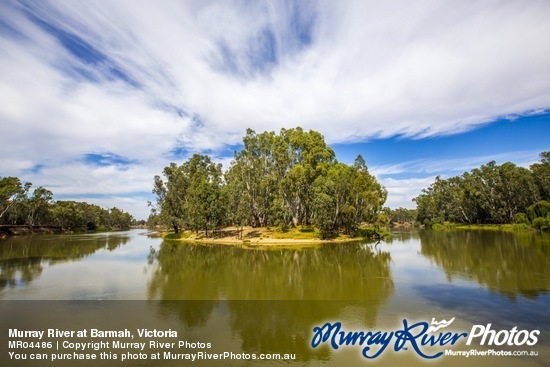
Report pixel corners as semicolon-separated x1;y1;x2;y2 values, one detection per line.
1;230;549;366
147;241;393;301
227;301;334;362
0;234;130;291
419;230;550;299
147;241;394;363
385;228;420;243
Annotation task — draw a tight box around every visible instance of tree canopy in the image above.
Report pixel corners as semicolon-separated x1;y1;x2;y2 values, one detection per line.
0;176;133;231
152;127;386;238
414;151;550;226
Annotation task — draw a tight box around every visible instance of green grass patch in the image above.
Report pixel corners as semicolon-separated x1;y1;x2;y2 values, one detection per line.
453;224;515;231
268;226;322;240
431;222;534;232
430;222;457;230
164;232;191;240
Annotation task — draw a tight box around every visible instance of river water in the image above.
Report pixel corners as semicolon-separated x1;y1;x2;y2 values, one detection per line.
0;229;549;366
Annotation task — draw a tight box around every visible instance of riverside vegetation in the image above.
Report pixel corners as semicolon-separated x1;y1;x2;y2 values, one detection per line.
151;128;550;241
414;151;550;230
0;177;134;232
150;127;387;240
5;129;546;239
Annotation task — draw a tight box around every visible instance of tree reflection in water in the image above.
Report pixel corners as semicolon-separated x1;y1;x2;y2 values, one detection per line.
147;241;394;362
0;234;130;291
419;230;550;299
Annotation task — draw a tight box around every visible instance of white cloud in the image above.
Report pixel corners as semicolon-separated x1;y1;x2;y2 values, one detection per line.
379;176;437;210
1;0;549;216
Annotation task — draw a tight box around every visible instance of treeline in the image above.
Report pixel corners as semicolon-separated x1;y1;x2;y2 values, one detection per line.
414;151;550;229
151;127;387;239
387;207;417;225
0;177;134;231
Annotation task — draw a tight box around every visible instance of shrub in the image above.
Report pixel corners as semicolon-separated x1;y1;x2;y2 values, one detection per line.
357;227;390;239
527;201;550;222
512;223;530;231
513;213;530;225
532;217;550;231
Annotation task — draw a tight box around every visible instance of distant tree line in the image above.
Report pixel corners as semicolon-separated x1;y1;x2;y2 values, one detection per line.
0;177;134;231
414;151;550;229
151;127;387;239
387;207;417;224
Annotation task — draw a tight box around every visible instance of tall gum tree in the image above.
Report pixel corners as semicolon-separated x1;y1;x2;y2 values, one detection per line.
155;128;386;234
153;154;223;235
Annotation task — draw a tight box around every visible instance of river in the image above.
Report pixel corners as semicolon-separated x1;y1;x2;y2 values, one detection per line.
1;229;549;366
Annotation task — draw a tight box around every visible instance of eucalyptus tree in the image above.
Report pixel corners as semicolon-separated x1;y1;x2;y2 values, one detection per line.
496;162;538;223
415;157;541;225
228;127;336;227
108;207;133;230
531;151;550;201
183;154;224;236
0;176;31;224
312;157;386;236
414;176;453;225
50;201;87;230
223;167;252;238
25;186;53;226
153;163;187;233
280;127;336;226
227;129;280;227
351;155;387;227
153;154;224;236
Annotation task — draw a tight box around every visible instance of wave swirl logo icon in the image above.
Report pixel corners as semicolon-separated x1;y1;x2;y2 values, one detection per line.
427;317;455;333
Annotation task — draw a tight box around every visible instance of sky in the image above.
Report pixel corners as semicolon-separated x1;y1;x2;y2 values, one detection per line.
1;0;549;220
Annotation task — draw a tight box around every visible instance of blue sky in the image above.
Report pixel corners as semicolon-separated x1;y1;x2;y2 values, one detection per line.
1;1;549;219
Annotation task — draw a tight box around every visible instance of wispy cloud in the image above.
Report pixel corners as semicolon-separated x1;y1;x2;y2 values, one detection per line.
1;1;549;217
371;150;542;177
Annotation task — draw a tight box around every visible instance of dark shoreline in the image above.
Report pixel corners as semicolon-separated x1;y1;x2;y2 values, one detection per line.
0;225;65;237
